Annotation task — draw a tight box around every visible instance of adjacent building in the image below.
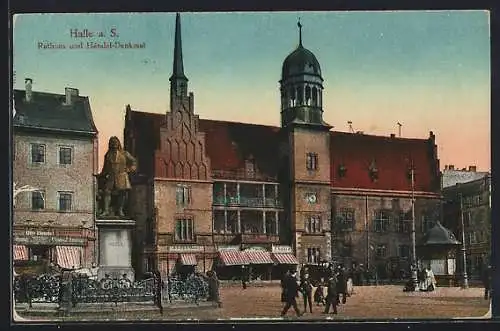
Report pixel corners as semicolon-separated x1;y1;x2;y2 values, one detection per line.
124;14;442;280
442;167;491;279
12;80;99;270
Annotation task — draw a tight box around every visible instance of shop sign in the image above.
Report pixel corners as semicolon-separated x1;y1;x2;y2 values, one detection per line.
15;235;85;246
25;230;54;237
168;245;204;252
244;246;267;251
272;245;293;253
217;245;240;252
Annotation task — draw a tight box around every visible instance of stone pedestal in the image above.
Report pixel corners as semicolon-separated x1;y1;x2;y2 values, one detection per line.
96;219;136;282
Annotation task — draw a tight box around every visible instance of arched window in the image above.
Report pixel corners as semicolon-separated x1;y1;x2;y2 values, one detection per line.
297;86;304;105
312;87;318;106
290;87;296;107
305;86;311;106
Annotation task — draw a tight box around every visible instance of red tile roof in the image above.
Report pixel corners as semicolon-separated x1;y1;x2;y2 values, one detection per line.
124;109;440;192
330;131;440;192
197;119;282;180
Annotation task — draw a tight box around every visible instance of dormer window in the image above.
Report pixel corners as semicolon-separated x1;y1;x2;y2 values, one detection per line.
338;164;347;178
245;158;255;178
369;160;378;182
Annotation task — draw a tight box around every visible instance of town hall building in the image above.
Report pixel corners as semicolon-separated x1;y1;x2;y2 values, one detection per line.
124;14;442;280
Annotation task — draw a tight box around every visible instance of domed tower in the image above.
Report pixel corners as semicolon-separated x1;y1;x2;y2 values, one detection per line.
280;20;330;129
280;20;333;269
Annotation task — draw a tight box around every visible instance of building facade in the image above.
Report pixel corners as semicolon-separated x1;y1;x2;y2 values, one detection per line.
124;14;442;280
442;171;491;279
12;81;99;270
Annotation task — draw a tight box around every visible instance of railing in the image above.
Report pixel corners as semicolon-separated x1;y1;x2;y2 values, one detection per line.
167;275;209;303
14;273;159;308
14;273;211;309
213;196;283;208
212;169;277;182
240;233;280;243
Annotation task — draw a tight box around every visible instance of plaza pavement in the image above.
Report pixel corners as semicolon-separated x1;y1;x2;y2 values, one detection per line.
13;283;490;321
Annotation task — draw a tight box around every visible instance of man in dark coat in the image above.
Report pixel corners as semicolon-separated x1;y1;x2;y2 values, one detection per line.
336;267;348;304
281;270;290;303
324;273;338;314
280;269;302;317
154;270;164;315
300;273;313;313
208;271;222;308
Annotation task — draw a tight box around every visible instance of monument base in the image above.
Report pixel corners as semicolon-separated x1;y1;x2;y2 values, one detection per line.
96;218;136;282
98;266;135;282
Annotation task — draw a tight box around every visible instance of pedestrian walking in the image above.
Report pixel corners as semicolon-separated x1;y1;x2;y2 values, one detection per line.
323;273;338;315
208;271;222;308
154;270;164;315
280;269;302;317
280;270;290;303
242;266;248;289
300;273;313;313
336;266;348;305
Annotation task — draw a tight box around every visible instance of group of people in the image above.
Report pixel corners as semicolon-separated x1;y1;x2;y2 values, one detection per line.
280;266;350;317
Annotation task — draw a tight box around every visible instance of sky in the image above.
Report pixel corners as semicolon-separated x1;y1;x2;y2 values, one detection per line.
12;11;491;172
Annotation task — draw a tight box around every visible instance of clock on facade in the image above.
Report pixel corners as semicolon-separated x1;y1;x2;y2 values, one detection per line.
305;193;317;204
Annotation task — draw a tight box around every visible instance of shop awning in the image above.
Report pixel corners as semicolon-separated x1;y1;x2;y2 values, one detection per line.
272;253;299;265
13;245;28;261
56;246;82;269
179;253;197;266
219;250;249;266
244;250;274;264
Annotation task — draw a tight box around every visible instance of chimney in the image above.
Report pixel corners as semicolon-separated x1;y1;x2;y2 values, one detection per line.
469;166;477;172
390;133;396;138
64;87;79;105
444;165;448;170
449;165;454;170
25;78;33;102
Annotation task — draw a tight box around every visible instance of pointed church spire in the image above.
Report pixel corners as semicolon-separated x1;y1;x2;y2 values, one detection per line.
170;12;188;98
297;18;303;47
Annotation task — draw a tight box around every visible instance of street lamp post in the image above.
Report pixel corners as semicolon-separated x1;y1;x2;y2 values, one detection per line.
410;166;419;290
459;193;469;289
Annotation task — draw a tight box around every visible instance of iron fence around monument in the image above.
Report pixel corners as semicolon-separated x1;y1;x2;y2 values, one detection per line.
167;275;210;303
14;273;212;308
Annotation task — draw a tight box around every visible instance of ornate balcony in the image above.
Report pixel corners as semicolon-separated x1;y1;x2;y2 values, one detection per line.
240;233;280;244
212;196;283;208
212;169;277;182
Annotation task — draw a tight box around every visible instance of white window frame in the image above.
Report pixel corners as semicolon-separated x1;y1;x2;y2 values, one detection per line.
175;184;191;207
174;218;194;242
31;190;46;210
58;145;74;166
374;210;391;232
305;215;321;234
57;191;73;212
30;143;46;164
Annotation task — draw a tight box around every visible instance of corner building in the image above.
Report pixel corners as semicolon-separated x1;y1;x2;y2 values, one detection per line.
124;14;442;280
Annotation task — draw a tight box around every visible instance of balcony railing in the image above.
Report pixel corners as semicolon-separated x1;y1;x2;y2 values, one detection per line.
240;233;280;244
213;196;283;208
212;169;277;182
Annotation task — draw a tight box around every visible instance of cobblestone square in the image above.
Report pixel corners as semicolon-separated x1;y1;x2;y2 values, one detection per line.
15;284;491;321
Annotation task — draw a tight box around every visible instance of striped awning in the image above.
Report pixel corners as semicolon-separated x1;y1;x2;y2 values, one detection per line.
272;253;299;265
179;253;197;266
219;250;249;266
244;250;274;264
56;246;82;269
13;245;28;261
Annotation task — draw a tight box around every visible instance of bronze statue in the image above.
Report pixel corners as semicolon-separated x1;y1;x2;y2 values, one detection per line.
98;136;137;217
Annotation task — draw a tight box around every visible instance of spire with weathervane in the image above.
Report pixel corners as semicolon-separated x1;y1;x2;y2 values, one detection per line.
170;13;188;102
